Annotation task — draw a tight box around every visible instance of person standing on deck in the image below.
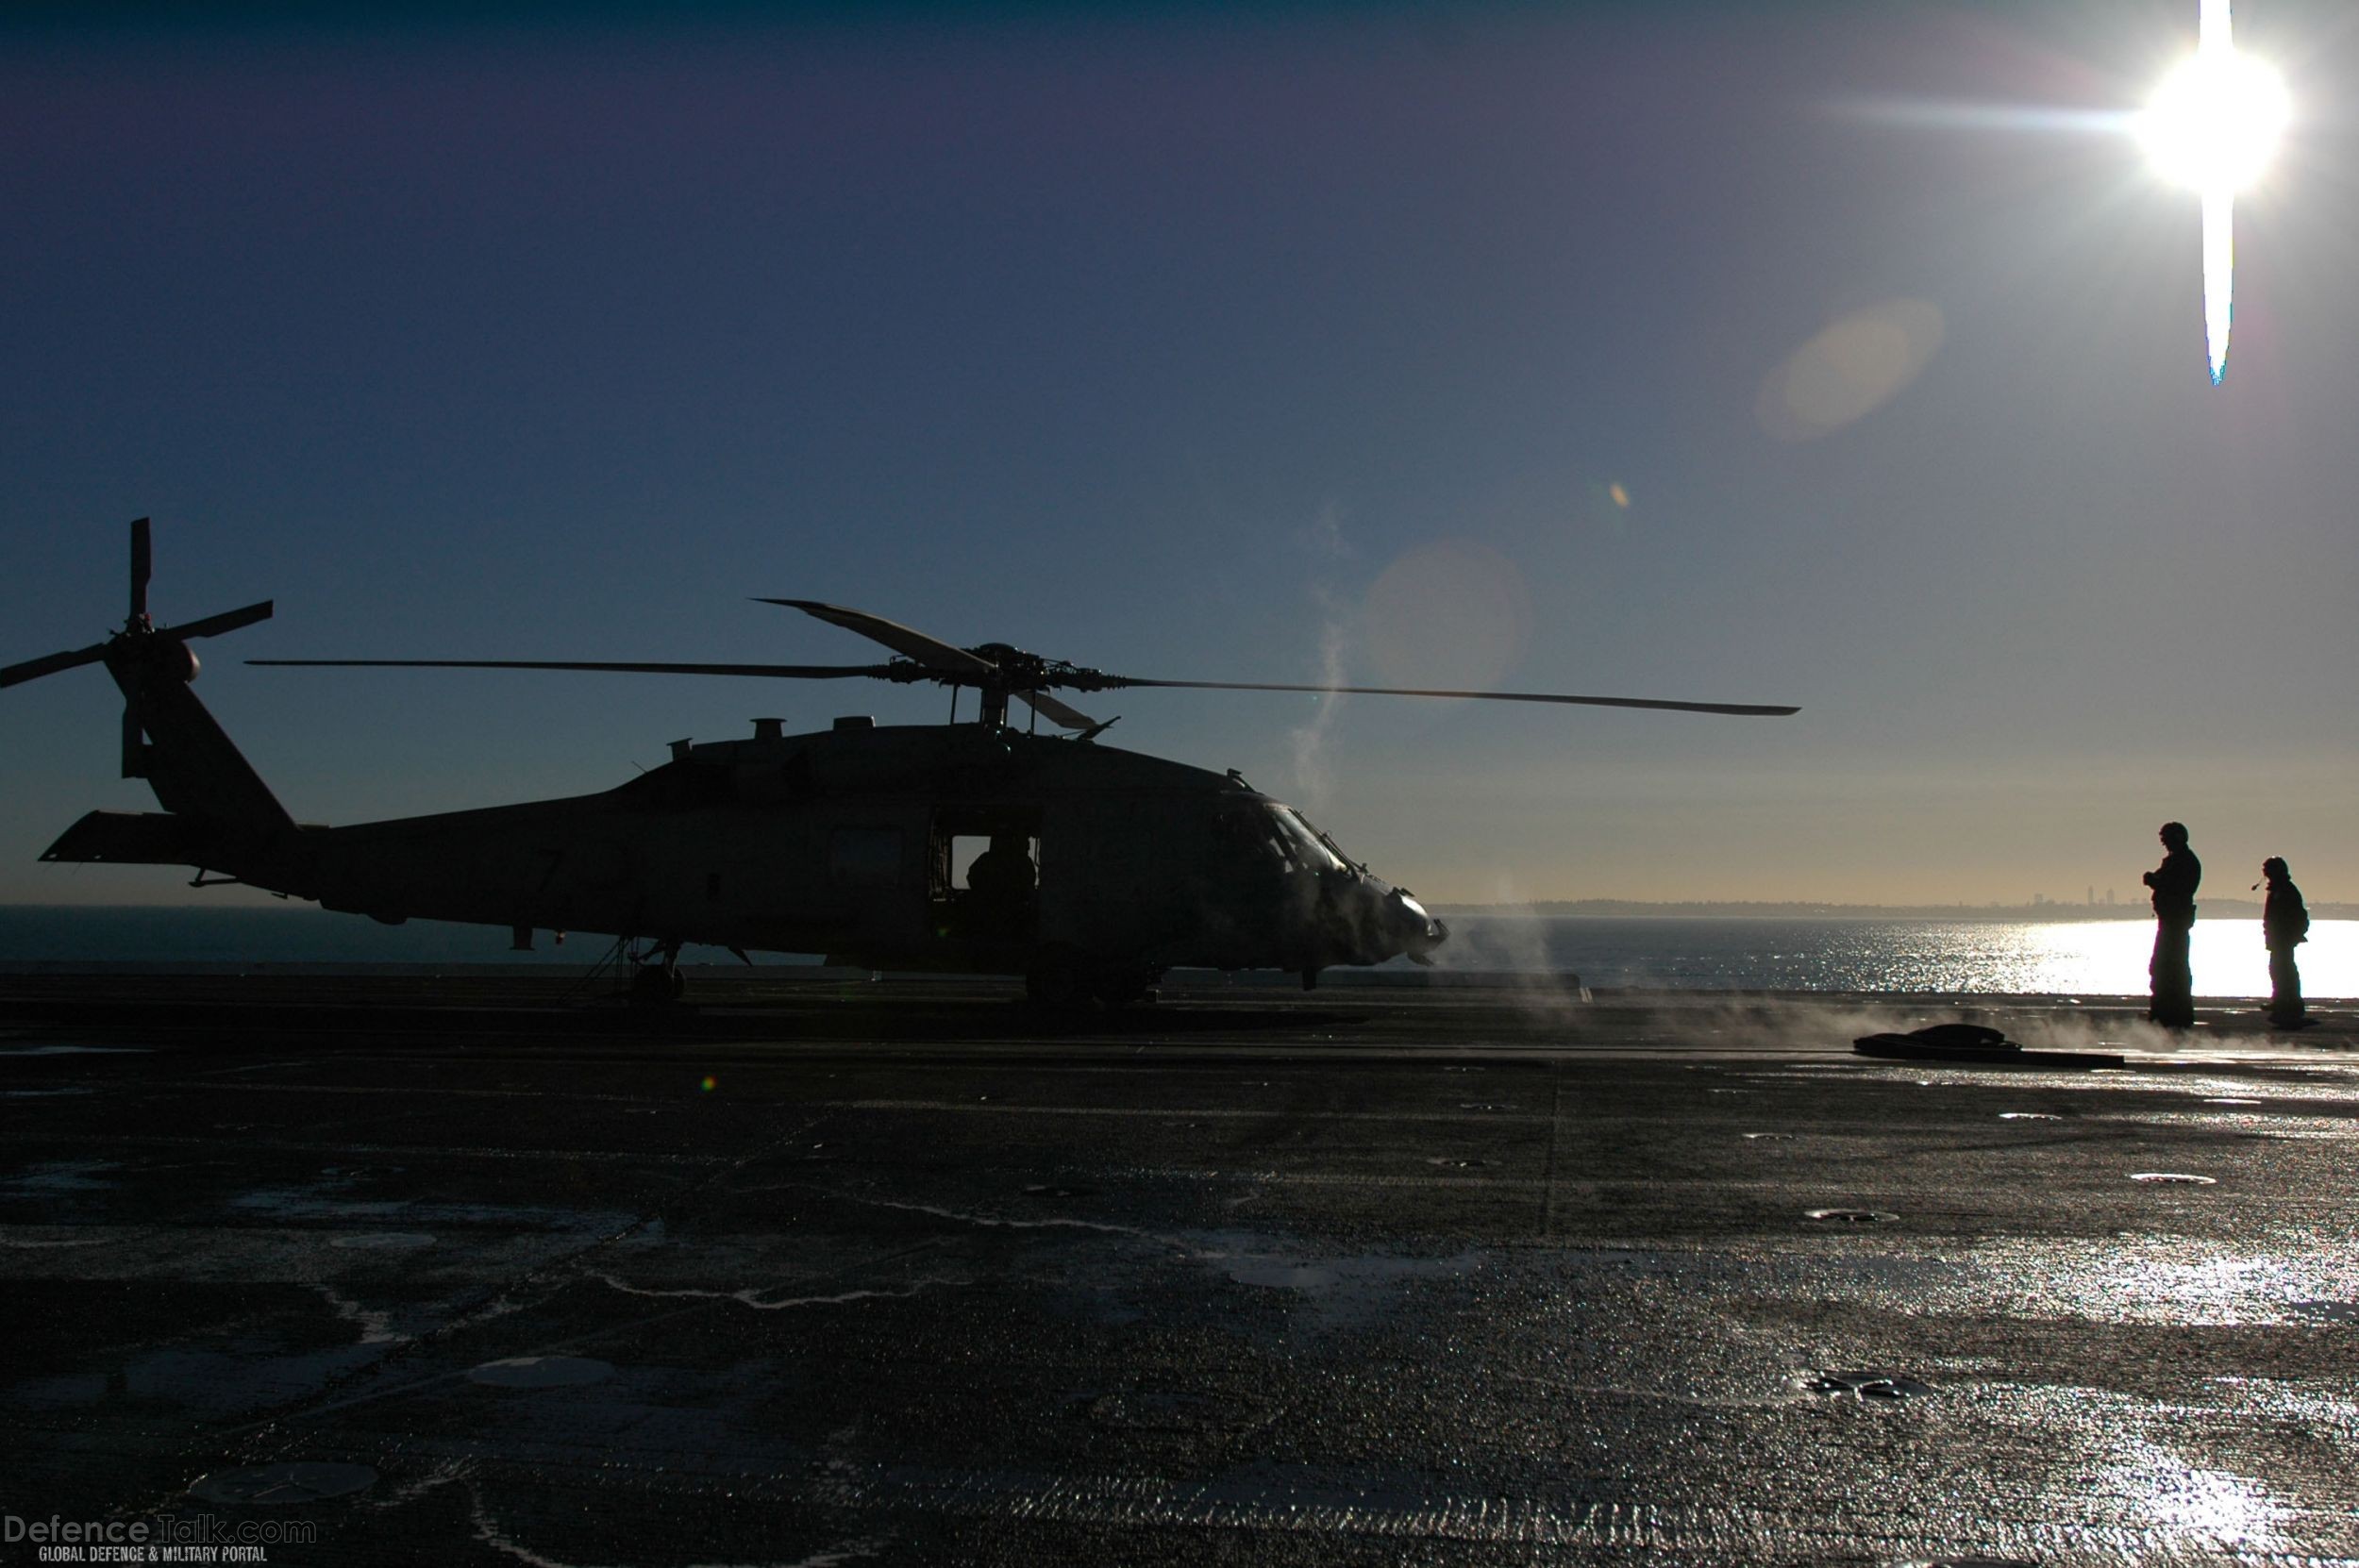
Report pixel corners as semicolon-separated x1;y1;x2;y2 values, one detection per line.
2143;822;2201;1028
2260;857;2310;1028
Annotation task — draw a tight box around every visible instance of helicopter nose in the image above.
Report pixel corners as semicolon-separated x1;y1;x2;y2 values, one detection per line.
1297;870;1448;970
1388;889;1448;965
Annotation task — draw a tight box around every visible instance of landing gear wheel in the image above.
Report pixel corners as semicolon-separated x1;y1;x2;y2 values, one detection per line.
629;961;685;1007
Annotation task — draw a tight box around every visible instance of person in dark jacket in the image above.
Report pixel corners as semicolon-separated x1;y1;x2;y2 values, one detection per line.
2142;822;2201;1027
2259;856;2310;1027
965;831;1036;915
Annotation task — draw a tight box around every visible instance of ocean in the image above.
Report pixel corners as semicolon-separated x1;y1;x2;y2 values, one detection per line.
1418;915;2354;998
0;906;2346;997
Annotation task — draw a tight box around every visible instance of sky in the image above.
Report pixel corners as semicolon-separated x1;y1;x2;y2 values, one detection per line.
3;0;2355;909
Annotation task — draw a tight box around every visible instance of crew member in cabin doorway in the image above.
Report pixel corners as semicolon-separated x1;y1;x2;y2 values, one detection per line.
2143;821;2201;1028
965;830;1037;923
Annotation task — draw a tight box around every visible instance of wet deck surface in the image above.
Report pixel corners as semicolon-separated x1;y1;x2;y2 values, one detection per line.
3;974;2357;1566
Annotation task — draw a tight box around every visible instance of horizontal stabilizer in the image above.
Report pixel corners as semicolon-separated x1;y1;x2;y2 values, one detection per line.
41;809;208;867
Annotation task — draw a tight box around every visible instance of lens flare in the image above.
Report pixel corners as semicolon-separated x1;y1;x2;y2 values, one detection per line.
1363;540;1531;692
1756;299;1945;443
2140;0;2289;385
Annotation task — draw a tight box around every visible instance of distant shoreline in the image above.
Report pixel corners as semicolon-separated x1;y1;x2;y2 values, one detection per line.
1429;898;2350;921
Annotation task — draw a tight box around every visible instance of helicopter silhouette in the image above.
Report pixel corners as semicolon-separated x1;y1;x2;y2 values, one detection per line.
5;520;1797;1006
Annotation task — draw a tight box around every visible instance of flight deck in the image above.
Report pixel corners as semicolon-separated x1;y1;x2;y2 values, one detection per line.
3;976;2355;1566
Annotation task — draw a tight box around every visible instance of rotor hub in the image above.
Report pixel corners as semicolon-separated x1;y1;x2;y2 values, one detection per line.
111;627;201;684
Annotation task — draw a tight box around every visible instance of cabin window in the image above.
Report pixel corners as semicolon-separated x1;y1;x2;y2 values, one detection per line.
927;809;1042;942
946;833;1040;892
927;809;1042;901
828;826;903;889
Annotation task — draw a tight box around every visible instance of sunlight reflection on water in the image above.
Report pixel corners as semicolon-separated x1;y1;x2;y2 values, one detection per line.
2100;1437;2290;1548
1431;918;2359;996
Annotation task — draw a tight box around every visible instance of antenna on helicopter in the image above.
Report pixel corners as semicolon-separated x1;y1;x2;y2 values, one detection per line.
250;595;1799;726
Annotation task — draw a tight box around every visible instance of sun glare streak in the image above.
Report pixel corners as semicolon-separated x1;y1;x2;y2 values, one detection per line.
1832;98;2134;136
2203;186;2234;384
2139;0;2289;384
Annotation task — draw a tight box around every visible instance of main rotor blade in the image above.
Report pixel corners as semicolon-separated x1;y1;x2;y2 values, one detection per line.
129;516;151;624
0;642;109;689
755;599;998;679
168;600;274;642
247;658;902;679
1016;689;1100;732
1103;676;1799;717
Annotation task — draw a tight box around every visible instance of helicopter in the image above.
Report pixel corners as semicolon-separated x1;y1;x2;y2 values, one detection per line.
4;520;1799;1006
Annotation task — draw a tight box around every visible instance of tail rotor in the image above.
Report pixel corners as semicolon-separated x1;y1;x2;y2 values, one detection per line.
0;518;275;776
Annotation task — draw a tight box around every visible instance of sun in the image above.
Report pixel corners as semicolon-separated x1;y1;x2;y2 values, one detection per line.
2138;1;2289;384
2139;46;2289;192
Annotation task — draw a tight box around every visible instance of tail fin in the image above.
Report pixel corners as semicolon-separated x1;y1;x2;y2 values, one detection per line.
2;519;293;847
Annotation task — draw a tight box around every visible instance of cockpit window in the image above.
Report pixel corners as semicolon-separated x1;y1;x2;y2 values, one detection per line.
1209;804;1348;873
1274;808;1347;871
1287;809;1357;870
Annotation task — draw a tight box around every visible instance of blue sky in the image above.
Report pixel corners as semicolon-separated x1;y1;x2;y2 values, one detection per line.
4;1;2355;908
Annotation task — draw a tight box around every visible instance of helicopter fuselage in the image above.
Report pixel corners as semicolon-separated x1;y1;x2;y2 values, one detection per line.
9;524;1796;1000
12;520;1783;999
47;704;1448;998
